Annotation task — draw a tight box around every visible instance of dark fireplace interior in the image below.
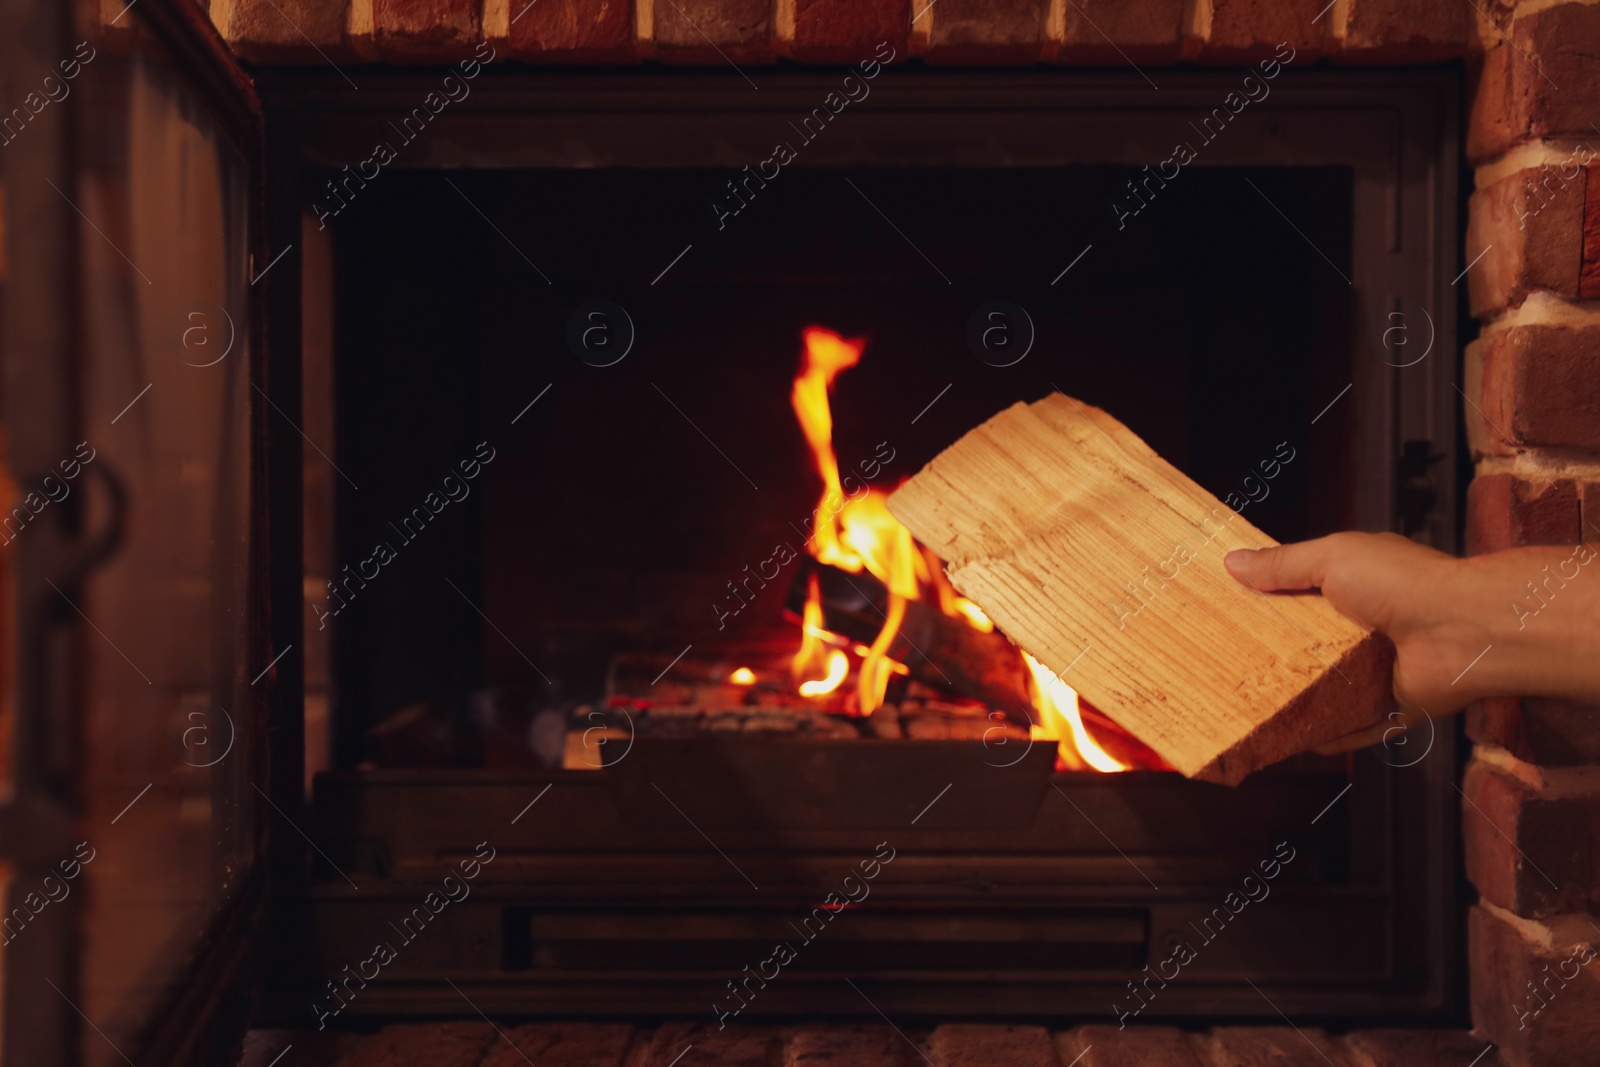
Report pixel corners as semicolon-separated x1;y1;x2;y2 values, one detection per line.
330;164;1356;746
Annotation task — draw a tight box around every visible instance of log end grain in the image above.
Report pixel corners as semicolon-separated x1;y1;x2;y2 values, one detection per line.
1193;630;1394;785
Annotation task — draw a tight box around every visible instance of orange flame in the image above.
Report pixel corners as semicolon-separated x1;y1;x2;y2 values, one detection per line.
793;327;866;569
785;325;1135;766
802;651;849;697
857;592;908;713
790;329;924;716
1022;651;1127;773
921;544;992;632
793;574;849;697
728;667;756;685
839;491;920;599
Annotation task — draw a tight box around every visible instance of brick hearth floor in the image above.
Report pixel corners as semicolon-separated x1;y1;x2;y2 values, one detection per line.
240;1021;1501;1067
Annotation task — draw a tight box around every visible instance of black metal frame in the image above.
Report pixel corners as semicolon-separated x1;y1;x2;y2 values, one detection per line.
252;65;1464;1024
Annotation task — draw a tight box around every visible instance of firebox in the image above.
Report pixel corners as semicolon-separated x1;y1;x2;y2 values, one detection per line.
255;69;1462;1025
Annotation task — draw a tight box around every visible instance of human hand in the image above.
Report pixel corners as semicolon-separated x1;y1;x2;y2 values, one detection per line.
1223;531;1600;753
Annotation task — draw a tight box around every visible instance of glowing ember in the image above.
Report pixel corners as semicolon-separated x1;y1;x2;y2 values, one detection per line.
728;667;757;685
1022;651;1127;773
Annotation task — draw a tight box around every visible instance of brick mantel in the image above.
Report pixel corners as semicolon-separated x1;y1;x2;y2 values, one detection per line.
209;0;1482;64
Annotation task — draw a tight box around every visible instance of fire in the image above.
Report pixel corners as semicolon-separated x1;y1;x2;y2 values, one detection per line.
792;574;850;697
728;667;756;686
1022;651;1127;773
782;325;1128;771
790;328;922;715
792;327;866;569
921;544;992;632
837;492;920;598
801;651;849;697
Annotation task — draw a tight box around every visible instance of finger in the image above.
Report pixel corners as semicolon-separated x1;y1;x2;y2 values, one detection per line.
1224;537;1337;593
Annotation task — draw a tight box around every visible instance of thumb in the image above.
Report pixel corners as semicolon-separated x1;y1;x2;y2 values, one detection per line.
1224;537;1336;593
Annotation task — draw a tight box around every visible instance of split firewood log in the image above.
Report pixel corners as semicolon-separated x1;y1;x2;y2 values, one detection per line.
888;393;1392;785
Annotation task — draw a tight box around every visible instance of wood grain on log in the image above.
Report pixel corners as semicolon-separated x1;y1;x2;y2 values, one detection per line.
888;393;1393;785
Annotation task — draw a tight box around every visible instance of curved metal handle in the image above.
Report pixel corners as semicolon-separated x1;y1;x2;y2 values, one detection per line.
11;459;132;819
54;460;129;588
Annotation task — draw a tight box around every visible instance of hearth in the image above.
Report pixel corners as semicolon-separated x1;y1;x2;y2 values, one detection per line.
250;69;1463;1026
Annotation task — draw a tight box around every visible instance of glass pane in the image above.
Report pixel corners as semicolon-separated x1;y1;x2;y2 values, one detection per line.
66;11;255;1064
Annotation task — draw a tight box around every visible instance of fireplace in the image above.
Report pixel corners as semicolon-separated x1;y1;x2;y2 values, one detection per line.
250;68;1464;1026
28;1;1600;1064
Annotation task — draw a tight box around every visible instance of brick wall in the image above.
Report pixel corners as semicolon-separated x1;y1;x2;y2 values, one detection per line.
209;0;1480;63
1463;4;1600;1066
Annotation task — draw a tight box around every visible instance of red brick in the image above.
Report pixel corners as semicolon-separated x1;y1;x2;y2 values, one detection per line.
1200;0;1327;63
1204;1027;1353;1065
1470;905;1600;1067
1470;696;1600;767
212;0;349;61
1344;1029;1502;1067
1473;327;1600;452
1466;475;1581;555
654;0;772;60
642;1023;776;1067
1463;761;1590;917
1584;165;1600;300
368;0;482;58
1465;168;1585;318
331;1022;495;1067
1331;0;1472;63
784;1024;911;1066
1056;1025;1201;1067
1469;4;1600;163
926;0;1048;63
1057;0;1184;64
929;1024;1059;1067
1469;43;1519;164
791;0;909;62
483;1024;634;1067
507;0;634;60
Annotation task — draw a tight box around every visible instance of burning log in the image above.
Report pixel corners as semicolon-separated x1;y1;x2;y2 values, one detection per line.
777;325;1159;771
888;393;1393;786
785;555;1036;726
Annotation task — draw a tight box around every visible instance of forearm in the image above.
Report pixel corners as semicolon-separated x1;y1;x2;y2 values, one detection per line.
1224;531;1600;722
1454;543;1600;705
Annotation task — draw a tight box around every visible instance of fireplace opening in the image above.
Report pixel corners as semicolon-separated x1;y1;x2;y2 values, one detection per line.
270;70;1461;1027
328;164;1355;768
